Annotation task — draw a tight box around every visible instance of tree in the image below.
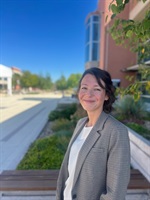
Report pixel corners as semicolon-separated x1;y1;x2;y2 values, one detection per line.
108;0;150;100
67;73;82;88
20;71;38;89
55;75;67;96
45;73;53;89
20;71;33;88
38;73;53;90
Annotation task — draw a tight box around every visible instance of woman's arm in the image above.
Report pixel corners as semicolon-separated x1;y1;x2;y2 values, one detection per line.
100;125;130;200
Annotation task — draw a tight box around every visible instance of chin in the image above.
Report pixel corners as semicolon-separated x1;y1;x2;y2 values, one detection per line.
82;107;94;112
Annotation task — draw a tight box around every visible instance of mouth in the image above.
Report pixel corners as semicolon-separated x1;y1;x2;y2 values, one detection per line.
83;99;95;103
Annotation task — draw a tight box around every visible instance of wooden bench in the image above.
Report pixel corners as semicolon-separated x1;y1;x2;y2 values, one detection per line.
0;170;58;191
0;169;149;191
128;169;150;189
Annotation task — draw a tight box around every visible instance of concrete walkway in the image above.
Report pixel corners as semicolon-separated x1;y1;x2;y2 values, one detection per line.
0;191;56;200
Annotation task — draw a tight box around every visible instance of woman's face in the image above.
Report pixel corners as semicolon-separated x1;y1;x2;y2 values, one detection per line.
78;74;108;114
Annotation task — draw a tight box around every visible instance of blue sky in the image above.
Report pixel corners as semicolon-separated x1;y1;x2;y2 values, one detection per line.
1;0;98;82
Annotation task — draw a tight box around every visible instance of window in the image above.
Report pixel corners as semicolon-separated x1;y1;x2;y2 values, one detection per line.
86;25;90;43
92;43;99;61
93;16;99;22
85;14;101;64
112;79;121;87
85;44;90;62
92;23;99;41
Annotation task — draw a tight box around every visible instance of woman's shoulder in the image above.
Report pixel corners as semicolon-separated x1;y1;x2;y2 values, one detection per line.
105;115;130;149
106;114;128;134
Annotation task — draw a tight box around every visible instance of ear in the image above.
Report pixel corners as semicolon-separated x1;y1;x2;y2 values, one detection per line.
105;94;109;101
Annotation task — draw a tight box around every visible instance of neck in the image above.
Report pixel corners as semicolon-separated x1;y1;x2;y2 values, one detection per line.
86;110;102;127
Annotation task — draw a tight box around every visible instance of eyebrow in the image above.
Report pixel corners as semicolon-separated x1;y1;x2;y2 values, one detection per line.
81;83;100;87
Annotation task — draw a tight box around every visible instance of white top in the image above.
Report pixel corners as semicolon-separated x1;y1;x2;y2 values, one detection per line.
63;126;93;200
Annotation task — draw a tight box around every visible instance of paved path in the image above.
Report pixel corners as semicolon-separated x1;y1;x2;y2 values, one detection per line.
0;93;61;173
0;191;56;200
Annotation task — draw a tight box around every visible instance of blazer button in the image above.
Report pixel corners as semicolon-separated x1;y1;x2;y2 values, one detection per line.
72;194;77;199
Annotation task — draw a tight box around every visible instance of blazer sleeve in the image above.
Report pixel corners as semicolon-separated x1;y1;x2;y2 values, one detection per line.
100;124;130;200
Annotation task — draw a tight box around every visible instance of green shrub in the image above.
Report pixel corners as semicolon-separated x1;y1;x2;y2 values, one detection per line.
48;110;62;121
126;122;150;140
112;95;150;140
51;118;74;132
113;95;146;122
143;111;150;121
49;103;77;121
17;131;72;170
55;130;72;153
17;103;87;170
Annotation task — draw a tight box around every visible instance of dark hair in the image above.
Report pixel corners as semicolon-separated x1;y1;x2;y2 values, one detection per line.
78;67;116;113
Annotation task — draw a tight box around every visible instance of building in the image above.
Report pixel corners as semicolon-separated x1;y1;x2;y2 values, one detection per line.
11;66;22;76
0;64;12;95
85;0;150;90
0;64;22;94
11;66;22;91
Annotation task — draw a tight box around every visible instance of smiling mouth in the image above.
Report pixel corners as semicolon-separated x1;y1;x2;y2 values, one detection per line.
83;99;95;103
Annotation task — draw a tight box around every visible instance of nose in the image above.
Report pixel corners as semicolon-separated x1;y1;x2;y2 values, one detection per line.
86;89;93;96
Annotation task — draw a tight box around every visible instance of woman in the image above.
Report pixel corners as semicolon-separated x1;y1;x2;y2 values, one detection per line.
56;67;130;200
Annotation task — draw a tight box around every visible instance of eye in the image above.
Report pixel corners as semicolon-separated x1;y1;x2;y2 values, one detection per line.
80;86;87;90
94;88;101;91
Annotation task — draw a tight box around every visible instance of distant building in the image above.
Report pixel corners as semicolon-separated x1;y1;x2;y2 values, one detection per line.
0;64;12;95
85;10;101;69
0;64;22;94
11;66;22;76
11;66;22;91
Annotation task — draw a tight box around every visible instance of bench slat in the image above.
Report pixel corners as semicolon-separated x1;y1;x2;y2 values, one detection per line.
1;170;59;176
0;180;57;191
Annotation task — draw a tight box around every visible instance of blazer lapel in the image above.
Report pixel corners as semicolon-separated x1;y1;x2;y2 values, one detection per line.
72;111;109;187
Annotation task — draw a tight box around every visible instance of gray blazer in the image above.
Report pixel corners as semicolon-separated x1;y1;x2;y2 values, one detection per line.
56;112;130;200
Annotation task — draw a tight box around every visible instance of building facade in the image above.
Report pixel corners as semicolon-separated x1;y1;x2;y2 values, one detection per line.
0;64;22;94
0;64;12;95
85;0;150;89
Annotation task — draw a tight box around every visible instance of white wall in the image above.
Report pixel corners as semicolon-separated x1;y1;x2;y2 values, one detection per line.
0;64;12;95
